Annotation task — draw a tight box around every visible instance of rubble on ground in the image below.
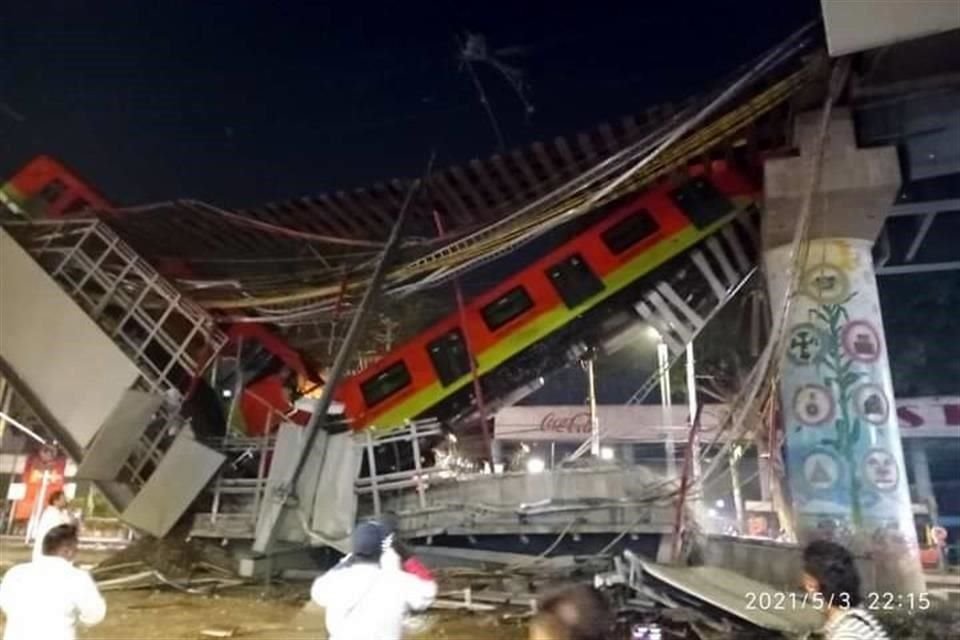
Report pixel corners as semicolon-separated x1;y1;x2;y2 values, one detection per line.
92;528;241;593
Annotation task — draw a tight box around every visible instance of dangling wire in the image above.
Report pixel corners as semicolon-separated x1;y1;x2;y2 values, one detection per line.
460;34;535;115
458;33;537;151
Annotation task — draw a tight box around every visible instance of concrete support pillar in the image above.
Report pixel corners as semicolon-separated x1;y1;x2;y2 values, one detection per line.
763;108;923;593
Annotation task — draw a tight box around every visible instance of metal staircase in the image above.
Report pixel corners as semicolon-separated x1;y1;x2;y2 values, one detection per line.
0;218;228;536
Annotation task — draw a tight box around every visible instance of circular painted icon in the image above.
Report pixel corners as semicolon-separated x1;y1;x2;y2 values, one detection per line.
852;383;890;425
801;263;850;304
842;320;882;363
787;323;826;366
862;448;899;492
802;450;841;492
792;384;835;426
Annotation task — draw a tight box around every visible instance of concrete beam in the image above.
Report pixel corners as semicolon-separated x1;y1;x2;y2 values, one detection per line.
762;108;901;248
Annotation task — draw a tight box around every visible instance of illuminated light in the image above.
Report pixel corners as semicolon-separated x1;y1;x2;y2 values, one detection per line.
526;457;545;474
715;499;725;509
600;446;615;461
521;443;531;453
645;326;662;341
222;389;233;399
708;508;718;517
447;433;458;443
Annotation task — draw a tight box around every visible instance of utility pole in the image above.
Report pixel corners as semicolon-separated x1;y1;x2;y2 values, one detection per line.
0;377;9;446
658;339;675;477
730;444;745;531
586;355;600;457
431;209;493;464
252;164;426;556
685;343;701;511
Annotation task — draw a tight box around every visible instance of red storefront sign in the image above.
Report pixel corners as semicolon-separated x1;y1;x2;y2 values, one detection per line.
896;398;960;432
13;451;66;521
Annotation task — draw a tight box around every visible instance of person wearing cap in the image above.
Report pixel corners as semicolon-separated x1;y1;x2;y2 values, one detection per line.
374;512;433;581
310;521;437;640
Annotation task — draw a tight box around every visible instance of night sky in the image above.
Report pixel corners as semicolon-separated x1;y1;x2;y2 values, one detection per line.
2;1;818;208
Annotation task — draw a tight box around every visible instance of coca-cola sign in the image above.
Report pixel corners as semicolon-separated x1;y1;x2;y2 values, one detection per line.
540;411;592;434
495;397;960;443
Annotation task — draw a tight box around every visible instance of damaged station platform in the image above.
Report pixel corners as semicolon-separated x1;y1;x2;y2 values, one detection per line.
2;2;960;639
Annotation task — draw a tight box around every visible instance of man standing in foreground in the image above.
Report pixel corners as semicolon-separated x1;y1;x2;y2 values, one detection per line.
31;490;74;562
801;540;890;639
0;524;106;640
311;521;437;640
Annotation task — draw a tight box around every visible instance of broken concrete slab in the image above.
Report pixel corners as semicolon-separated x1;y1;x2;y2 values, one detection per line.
634;555;823;635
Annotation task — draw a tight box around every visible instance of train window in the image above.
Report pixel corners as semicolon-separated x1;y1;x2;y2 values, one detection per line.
481;286;534;331
37;178;68;205
360;361;412;408
601;210;659;254
669;177;733;229
427;328;472;387
546;253;604;309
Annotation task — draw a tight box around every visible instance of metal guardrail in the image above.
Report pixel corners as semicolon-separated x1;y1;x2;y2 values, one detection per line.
354;419;446;517
192;395;285;537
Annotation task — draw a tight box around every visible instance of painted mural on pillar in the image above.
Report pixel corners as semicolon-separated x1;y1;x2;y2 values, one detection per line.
778;239;918;563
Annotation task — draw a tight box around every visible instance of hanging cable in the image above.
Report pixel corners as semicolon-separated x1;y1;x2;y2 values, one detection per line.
698;56;852;487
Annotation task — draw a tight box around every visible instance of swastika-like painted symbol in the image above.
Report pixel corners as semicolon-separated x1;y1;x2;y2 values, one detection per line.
787;323;824;366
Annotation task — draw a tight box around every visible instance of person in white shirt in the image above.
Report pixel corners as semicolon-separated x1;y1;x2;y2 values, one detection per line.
31;490;74;562
311;521;437;640
0;524;106;640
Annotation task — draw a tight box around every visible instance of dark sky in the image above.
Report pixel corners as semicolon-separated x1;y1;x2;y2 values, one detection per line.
2;1;818;208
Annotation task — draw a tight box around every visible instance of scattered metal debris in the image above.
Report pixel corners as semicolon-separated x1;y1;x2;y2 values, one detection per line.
596;550;822;638
91;532;245;595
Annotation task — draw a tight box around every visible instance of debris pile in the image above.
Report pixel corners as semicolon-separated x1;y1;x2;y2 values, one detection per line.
417;546;826;639
596;550;822;639
92;533;243;594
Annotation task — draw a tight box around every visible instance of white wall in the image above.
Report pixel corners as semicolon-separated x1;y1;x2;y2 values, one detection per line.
821;0;960;56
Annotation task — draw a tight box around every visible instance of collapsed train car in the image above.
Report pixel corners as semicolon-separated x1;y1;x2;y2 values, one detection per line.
337;160;761;433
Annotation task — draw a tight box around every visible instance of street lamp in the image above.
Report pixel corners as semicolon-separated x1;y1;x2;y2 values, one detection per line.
526;457;546;474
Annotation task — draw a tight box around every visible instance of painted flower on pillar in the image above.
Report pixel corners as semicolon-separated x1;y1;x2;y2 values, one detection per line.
805;293;869;527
